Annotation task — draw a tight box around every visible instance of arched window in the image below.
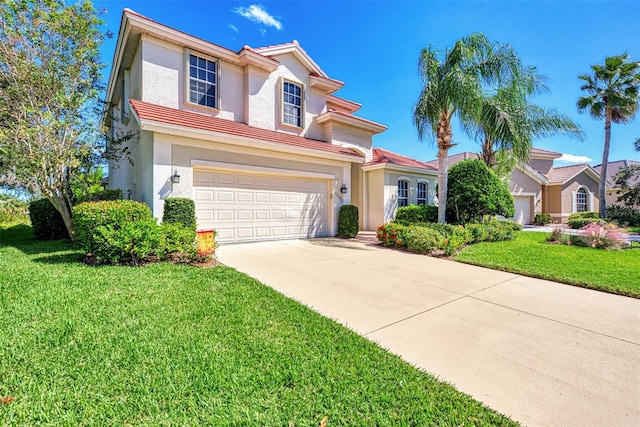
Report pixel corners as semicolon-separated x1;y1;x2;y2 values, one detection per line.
576;188;588;212
417;181;428;205
397;180;409;207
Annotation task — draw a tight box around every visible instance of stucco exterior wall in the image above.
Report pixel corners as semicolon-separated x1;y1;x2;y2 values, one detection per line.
529;158;554;176
139;35;245;121
154;133;352;233
364;168;385;230
543;185;563;221
383;172;437;223
562;175;599;215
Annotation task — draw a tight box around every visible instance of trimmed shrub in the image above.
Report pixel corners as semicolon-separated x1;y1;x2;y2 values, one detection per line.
72;200;153;250
28;198;69;240
533;212;552;225
568;211;599;221
76;189;123;204
483;221;516;241
395;204;438;224
88;220;198;266
404;227;445;254
163;198;196;231
496;219;523;232
606;205;640;226
568;217;606;229
337;204;359;238
0;196;29;223
446;159;514;224
376;223;408;247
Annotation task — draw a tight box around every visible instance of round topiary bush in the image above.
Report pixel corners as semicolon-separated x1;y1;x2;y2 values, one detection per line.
446;159;514;224
163;197;197;231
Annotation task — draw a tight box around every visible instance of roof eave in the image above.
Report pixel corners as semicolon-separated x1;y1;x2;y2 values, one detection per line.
136;119;364;164
316;111;387;134
362;162;438;175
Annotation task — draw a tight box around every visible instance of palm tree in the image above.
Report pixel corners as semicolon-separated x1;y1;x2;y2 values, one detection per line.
577;53;640;218
476;66;583;169
413;33;520;223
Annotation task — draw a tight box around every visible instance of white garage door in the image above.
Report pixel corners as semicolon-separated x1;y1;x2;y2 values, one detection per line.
510;196;532;225
193;168;329;243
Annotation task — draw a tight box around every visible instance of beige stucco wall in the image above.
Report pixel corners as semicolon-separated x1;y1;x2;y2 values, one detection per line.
364;168;385;230
529;158;554;177
542;185;562;221
153;133;352;233
139;35;245;122
562;174;599;215
364;170;437;226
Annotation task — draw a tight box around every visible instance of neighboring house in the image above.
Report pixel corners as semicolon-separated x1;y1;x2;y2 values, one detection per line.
106;9;437;242
593;160;640;207
426;148;601;224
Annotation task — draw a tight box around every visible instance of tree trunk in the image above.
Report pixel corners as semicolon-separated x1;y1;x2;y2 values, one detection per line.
49;193;75;242
436;114;453;223
481;135;495;168
599;109;612;219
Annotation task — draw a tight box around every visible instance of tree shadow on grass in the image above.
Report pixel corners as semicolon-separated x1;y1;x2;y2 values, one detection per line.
0;223;83;264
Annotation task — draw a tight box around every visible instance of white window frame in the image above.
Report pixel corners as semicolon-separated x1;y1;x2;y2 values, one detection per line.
186;50;219;110
417;180;428;205
281;78;304;128
397;179;409;207
574;187;589;212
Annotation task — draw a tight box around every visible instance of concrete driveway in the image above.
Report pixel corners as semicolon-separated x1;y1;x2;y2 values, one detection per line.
217;237;640;426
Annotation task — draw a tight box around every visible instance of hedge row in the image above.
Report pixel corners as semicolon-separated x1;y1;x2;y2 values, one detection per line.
377;220;518;255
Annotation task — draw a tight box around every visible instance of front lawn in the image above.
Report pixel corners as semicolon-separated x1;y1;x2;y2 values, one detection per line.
0;224;516;426
455;231;640;298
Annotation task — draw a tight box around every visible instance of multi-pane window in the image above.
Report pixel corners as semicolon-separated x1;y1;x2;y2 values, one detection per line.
398;180;409;207
189;54;217;108
283;81;302;127
576;188;588;212
417;182;428;205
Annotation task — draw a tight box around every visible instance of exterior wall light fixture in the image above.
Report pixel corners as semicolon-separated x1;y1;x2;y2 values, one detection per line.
340;184;348;194
170;170;181;184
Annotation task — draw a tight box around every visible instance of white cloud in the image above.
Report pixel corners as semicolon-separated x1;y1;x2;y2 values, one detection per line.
228;24;239;33
259;28;266;37
557;153;593;164
233;4;283;30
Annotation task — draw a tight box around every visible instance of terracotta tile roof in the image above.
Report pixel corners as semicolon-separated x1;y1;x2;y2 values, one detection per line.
129;100;363;159
545;163;597;183
425;151;479;168
364;148;437;170
594;160;640;187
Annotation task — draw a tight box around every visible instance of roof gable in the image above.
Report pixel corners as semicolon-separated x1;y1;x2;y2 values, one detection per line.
364;148;437;171
254;41;327;77
546;164;600;184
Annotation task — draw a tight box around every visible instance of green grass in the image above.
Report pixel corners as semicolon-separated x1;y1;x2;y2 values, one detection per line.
455;231;640;298
628;226;640;233
0;223;516;426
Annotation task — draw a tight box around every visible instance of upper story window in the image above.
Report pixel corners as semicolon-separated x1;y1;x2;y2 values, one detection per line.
398;180;409;207
282;80;303;127
189;53;217;109
576;188;588;212
417;181;428;205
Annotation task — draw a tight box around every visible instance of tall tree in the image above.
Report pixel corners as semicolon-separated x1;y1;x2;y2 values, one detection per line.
577;53;640;218
476;66;583;169
0;0;106;239
413;33;520;223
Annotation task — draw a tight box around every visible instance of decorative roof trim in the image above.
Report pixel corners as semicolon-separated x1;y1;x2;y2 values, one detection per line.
309;73;344;94
254;41;327;77
326;95;361;113
316;110;387;134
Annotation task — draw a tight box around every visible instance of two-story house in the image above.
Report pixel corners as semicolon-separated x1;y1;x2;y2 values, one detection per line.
106;9;438;242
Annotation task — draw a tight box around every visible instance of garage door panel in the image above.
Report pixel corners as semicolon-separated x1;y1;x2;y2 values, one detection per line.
193;169;329;242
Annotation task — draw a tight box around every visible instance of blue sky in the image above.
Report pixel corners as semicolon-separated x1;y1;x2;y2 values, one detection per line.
98;0;640;165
